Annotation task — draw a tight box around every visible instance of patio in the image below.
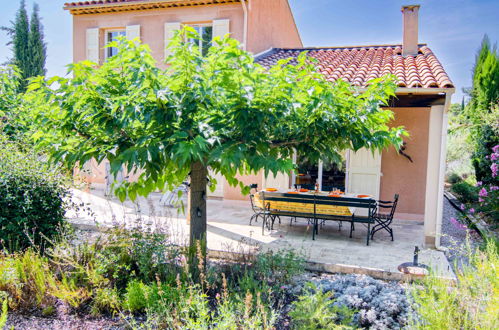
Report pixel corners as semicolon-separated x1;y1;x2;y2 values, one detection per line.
68;186;455;280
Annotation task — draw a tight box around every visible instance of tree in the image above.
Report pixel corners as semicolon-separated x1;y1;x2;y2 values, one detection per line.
10;0;29;92
463;36;499;184
30;29;406;272
27;3;46;78
1;1;46;92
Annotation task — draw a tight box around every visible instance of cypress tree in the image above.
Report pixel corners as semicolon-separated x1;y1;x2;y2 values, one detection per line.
11;0;30;92
27;3;46;78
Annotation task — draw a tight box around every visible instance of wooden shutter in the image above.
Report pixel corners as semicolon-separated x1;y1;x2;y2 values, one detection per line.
212;19;230;40
126;25;141;41
164;22;181;59
86;28;100;63
346;148;382;199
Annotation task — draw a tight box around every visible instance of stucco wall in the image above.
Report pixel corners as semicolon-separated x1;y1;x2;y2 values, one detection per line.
247;0;302;54
223;171;263;200
73;3;245;65
380;107;430;220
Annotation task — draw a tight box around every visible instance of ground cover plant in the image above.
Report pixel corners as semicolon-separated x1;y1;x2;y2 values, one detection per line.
0;228;307;329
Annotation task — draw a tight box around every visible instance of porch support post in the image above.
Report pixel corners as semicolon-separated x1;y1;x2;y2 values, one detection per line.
423;104;447;248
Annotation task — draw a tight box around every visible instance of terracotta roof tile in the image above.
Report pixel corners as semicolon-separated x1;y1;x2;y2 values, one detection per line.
256;44;453;89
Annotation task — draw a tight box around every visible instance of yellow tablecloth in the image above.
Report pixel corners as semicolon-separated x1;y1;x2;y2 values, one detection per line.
254;191;353;216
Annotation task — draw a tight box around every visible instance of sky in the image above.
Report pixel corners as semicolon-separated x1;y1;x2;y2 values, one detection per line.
1;0;498;102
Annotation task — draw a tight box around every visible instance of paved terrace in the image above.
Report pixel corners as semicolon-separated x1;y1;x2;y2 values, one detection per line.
68;187;454;280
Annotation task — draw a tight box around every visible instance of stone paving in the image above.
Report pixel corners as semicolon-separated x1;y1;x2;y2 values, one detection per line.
68;187;454;279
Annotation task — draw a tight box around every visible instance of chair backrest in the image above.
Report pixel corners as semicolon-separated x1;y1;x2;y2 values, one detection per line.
249;184;260;211
377;194;399;219
258;192;377;218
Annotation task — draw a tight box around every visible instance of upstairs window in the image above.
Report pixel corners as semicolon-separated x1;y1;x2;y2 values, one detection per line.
105;29;126;58
187;24;213;56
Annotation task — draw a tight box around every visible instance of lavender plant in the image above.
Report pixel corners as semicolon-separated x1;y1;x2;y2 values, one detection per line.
298;274;412;329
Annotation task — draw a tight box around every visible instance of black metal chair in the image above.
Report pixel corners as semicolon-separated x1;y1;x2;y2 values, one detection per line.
371;194;399;241
249;184;265;225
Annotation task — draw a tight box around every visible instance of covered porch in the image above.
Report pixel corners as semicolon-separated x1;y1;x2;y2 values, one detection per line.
69;187;454;280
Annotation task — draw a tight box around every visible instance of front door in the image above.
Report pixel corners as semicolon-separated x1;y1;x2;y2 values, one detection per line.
346;148;382;199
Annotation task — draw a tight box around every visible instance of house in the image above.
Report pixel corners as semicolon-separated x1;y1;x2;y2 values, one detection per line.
64;1;454;248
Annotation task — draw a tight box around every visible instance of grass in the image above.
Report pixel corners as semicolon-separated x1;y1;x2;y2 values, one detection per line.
410;239;499;329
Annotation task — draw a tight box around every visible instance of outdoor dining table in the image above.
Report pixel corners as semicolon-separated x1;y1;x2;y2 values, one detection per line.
253;189;360;217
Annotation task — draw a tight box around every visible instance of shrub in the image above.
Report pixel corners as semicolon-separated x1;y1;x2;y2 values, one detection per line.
411;239;499;329
447;173;463;184
289;282;355;329
0;135;69;251
451;181;478;203
124;280;148;312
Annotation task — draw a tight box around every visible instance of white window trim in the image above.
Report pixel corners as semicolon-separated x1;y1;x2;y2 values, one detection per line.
184;23;213;54
104;28;126;59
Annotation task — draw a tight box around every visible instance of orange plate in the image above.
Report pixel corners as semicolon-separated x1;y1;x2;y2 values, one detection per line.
357;194;371;198
329;194;342;198
266;188;277;192
299;188;309;192
287;191;299;194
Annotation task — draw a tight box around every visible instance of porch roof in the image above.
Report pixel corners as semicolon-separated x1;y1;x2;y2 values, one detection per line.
255;44;454;89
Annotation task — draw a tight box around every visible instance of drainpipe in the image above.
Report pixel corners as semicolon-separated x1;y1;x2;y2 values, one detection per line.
435;90;455;249
241;0;248;50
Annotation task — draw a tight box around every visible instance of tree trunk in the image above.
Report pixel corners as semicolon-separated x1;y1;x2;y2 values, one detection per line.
187;161;208;279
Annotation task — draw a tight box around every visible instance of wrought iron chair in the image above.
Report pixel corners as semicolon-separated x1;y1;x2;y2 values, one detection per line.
371;194;399;241
249;184;264;225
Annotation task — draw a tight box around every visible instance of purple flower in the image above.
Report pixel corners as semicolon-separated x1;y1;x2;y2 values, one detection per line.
491;163;498;177
460;203;465;210
476;181;483;187
469;208;475;214
479;188;488;197
479;197;484;203
492;153;498;161
491;185;499;191
492;145;499;153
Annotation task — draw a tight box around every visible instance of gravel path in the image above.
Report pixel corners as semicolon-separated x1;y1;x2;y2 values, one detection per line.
441;196;482;268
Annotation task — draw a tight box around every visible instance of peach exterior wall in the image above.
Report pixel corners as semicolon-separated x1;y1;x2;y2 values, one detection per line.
247;0;302;54
223;171;263;200
72;3;245;65
380;107;430;218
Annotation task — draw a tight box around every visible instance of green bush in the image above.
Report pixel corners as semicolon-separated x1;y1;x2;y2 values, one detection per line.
451;181;478;203
0;136;69;251
447;173;463;184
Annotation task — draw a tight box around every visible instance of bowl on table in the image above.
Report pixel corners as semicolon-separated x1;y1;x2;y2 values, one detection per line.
357;194;372;198
265;188;278;192
299;188;309;193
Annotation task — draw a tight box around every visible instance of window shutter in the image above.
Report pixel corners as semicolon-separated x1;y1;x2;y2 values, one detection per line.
164;22;181;59
86;28;100;63
212;19;230;40
126;25;141;41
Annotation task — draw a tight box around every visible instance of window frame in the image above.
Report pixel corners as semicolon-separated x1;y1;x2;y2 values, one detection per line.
184;22;213;56
104;28;126;59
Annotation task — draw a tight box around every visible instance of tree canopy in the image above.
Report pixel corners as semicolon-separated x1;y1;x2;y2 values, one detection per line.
30;29;406;260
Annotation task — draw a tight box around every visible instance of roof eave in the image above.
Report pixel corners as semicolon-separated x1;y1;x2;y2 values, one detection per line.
64;0;242;14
